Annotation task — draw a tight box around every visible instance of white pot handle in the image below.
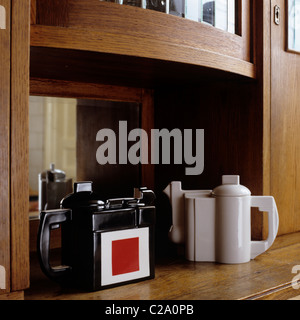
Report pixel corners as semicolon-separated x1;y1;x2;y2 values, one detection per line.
250;196;279;259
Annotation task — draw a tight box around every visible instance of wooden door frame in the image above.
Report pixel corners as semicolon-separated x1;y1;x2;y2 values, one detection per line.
10;0;30;291
0;0;11;294
0;0;30;296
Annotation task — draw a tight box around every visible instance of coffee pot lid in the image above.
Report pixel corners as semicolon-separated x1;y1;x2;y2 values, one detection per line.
60;181;105;209
40;163;66;182
212;175;251;197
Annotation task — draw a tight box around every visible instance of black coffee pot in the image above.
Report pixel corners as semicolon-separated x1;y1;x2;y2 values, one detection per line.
37;181;155;291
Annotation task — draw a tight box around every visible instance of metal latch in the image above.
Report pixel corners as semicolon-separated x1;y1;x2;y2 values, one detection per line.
274;5;280;25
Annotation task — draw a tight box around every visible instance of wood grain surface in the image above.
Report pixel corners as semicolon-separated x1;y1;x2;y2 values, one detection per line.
30;0;255;79
25;232;300;300
0;0;11;294
34;0;250;61
10;0;30;291
270;0;300;235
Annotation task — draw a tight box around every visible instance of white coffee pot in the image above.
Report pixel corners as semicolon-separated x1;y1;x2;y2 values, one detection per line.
163;175;279;264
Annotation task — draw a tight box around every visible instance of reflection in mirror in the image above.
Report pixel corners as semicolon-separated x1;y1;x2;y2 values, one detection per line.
29;96;77;216
29;96;141;217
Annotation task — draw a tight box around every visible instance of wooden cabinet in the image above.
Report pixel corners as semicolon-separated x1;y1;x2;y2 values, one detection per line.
0;0;30;299
29;0;269;241
0;0;300;299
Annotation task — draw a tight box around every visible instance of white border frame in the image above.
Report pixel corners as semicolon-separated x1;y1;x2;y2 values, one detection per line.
101;227;150;286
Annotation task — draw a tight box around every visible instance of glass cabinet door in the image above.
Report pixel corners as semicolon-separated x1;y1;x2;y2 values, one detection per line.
101;0;237;34
201;0;235;33
287;0;300;52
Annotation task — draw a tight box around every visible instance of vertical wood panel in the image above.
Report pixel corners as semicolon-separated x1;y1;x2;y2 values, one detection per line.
10;0;30;291
241;0;252;62
30;0;36;25
77;99;141;199
141;89;154;190
154;80;264;243
271;0;300;235
0;0;11;293
251;0;271;239
36;0;69;27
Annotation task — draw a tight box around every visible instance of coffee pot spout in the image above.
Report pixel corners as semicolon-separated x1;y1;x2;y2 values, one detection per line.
163;182;185;244
163;182;211;244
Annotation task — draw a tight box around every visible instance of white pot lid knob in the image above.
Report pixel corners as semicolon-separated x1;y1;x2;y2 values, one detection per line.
212;175;251;197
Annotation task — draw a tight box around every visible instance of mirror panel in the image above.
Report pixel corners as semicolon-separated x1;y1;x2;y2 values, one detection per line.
29;96;141;215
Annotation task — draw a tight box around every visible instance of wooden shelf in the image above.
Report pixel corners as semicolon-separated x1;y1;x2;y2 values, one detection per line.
30;24;255;78
30;46;255;89
30;1;255;87
25;231;300;300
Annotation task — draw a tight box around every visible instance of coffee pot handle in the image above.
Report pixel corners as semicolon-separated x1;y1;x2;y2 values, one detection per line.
37;209;72;281
250;196;279;259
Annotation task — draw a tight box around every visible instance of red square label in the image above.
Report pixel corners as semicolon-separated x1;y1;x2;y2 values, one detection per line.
111;237;140;276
